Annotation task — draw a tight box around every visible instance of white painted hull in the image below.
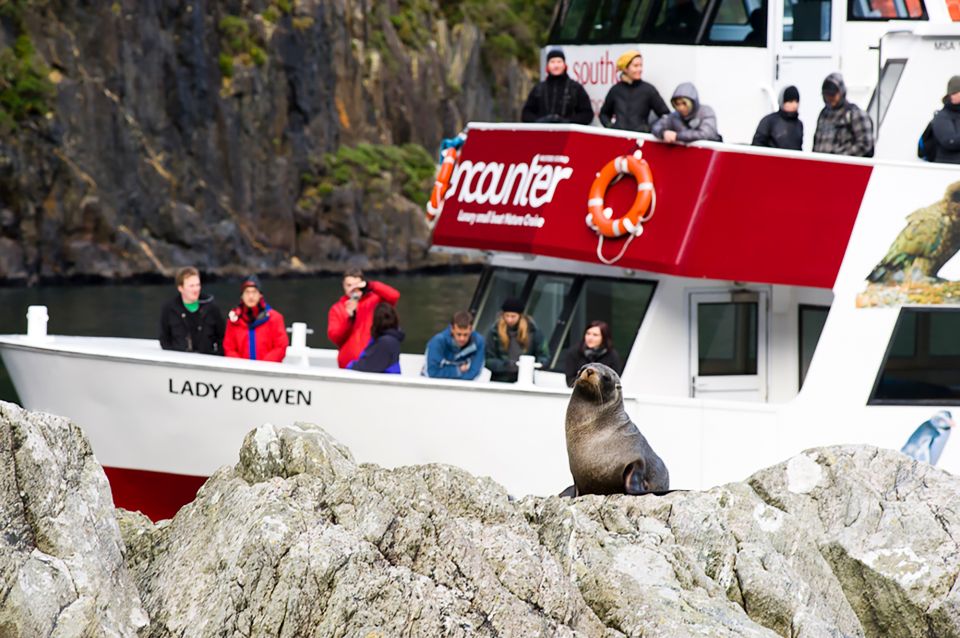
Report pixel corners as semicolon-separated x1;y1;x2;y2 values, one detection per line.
3;333;954;498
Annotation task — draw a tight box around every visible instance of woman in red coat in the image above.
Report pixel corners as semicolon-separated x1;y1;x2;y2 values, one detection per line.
224;275;289;362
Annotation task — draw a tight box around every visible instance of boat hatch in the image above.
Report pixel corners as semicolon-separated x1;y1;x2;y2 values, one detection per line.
870;307;960;405
468;266;656;373
690;289;769;401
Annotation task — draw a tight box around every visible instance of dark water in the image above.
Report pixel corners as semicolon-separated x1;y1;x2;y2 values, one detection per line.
0;272;480;403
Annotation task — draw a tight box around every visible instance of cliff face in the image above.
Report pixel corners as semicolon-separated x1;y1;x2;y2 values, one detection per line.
0;0;546;282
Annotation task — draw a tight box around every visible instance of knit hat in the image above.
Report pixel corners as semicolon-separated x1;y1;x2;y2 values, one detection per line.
782;85;800;103
240;274;261;292
946;75;960;100
616;50;642;73
501;297;524;313
546;48;565;63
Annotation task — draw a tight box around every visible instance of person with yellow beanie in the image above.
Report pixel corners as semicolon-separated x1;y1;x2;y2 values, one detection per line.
598;50;670;133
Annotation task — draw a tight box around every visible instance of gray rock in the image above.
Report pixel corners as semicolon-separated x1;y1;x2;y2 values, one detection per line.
0;401;148;637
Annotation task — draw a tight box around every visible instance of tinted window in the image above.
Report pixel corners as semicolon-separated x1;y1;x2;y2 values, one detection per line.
698;301;758;375
799;305;828;388
473;269;530;337
849;0;925;19
783;0;832;41
867;59;907;128
871;308;960;404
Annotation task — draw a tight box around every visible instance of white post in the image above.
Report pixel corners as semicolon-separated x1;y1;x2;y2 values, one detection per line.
285;322;313;367
516;355;536;386
26;306;49;341
290;322;308;349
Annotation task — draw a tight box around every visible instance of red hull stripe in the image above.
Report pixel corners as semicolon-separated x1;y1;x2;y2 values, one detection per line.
431;128;874;288
103;466;207;522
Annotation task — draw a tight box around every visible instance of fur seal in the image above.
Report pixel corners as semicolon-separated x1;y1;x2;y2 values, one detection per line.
564;363;669;496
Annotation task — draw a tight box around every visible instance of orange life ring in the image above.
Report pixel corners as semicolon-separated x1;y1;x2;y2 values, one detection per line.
426;147;458;222
586;153;654;238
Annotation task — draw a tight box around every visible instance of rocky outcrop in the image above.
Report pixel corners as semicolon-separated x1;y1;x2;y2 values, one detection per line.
5;402;960;637
0;1;535;282
0;402;147;636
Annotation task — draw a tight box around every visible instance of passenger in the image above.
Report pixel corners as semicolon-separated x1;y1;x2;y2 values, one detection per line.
652;82;722;143
223;275;288;362
327;268;400;369
348;303;404;374
598;50;670;133
813;72;874;157
742;7;766;46
663;0;702;41
521;48;594;125
932;75;960;164
561;321;623;388
752;85;803;150
424;310;486;380
159;266;225;355
485;297;550;383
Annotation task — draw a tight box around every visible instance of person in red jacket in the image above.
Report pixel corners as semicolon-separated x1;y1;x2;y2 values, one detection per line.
224;275;289;362
327;268;400;368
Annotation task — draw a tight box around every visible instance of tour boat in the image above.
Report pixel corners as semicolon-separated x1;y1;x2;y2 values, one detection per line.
3;0;960;520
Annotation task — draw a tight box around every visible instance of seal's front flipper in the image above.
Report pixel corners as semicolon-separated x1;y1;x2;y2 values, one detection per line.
624;460;647;495
558;484;578;498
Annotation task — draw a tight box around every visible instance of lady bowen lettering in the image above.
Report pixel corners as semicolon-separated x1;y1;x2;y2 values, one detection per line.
168;378;312;406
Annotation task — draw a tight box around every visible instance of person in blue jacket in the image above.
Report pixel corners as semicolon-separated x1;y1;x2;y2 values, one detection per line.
348;303;404;374
423;311;486;380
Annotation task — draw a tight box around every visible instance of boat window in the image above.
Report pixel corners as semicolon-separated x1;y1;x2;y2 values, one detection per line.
866;59;907;129
849;0;925;19
557;277;656;369
698;301;758;375
799;305;828;388
783;0;832;41
473;268;531;336
645;0;709;43
707;0;766;45
871;308;960;404
549;0;717;44
527;275;576;355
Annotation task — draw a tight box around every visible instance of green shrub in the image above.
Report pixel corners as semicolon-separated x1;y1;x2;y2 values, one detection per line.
0;33;54;130
262;5;281;23
307;143;437;207
218;52;234;78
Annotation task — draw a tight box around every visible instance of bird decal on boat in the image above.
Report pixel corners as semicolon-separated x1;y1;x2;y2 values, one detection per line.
859;181;960;306
901;410;954;465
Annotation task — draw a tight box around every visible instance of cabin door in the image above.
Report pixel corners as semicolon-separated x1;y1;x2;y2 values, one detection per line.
690;290;768;402
772;0;842;149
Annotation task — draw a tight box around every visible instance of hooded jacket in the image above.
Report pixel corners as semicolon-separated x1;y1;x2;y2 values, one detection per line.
813;72;874;157
521;73;594;125
327;280;401;368
598;78;670;132
424;326;486;380
224;301;288;362
348;328;404;374
932;101;960;164
159;294;225;355
652;83;722;142
752;87;804;150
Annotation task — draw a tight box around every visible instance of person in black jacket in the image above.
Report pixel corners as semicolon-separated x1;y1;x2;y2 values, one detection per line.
598;50;670;133
159;266;225;355
933;75;960;165
752;85;804;150
521;48;593;125
562;321;623;387
348;303;404;374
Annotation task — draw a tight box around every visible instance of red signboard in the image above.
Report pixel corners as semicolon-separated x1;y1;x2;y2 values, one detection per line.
430;126;874;288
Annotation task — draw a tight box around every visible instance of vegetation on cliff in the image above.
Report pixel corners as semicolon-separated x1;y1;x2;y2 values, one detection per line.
0;1;54;132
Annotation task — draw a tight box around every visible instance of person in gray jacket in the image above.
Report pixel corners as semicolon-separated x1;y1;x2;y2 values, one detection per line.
652;82;722;143
932;75;960;164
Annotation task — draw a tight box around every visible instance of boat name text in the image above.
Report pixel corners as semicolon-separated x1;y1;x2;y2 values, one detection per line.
168;378;312;406
449;154;573;209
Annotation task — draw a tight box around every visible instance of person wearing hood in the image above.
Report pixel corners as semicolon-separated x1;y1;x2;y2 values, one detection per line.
223;275;289;362
598;50;670;133
348;303;404;374
159;266;225;355
562;321;623;387
932;75;960;164
424;310;486;380
813;72;874;157
752;85;804;150
485;296;550;383
652;82;722;143
521;48;594;125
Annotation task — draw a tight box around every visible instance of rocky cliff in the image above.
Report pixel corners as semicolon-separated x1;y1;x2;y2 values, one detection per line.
0;0;550;283
3;400;960;637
